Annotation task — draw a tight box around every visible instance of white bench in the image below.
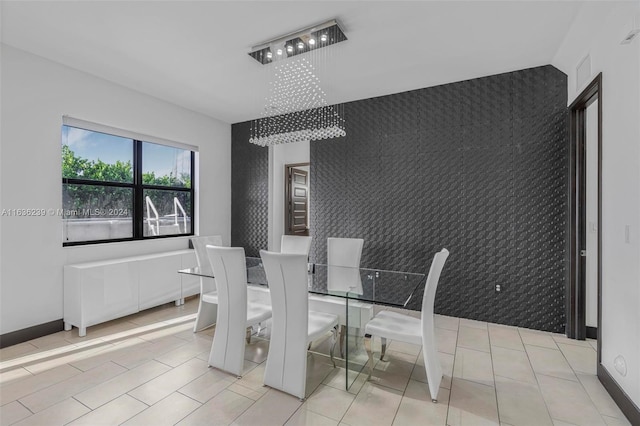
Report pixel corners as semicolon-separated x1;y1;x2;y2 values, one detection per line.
63;249;198;336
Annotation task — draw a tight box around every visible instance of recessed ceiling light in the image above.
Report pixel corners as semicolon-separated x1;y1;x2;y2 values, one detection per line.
308;38;316;46
266;51;273;59
320;34;328;42
297;41;305;50
276;49;283;55
286;45;294;53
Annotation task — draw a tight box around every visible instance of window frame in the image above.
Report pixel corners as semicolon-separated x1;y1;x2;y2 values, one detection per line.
62;124;195;246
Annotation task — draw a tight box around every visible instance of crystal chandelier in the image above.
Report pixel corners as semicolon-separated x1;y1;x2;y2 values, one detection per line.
248;20;347;147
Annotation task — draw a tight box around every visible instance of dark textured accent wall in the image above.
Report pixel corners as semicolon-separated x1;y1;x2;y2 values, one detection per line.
231;65;568;332
231;123;268;257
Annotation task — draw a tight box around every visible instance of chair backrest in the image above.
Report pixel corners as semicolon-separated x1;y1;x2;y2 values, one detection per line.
281;235;312;256
420;248;449;397
260;250;309;399
421;248;449;318
327;237;363;267
205;245;248;376
191;235;223;274
327;237;364;294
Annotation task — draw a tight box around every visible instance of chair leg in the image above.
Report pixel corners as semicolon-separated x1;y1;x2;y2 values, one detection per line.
246;327;252;344
380;337;387;361
339;325;346;358
329;326;337;368
364;333;374;379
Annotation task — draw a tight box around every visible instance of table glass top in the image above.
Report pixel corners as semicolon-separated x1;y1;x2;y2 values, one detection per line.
179;257;425;308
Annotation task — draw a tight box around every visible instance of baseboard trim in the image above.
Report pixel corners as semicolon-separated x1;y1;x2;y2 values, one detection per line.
586;326;597;339
0;320;64;349
598;364;640;425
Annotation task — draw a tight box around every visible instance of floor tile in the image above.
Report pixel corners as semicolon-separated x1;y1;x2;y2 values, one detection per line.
0;400;32;425
177;389;253;426
341;382;403;426
447;378;499;426
519;329;558;349
488;324;524;351
286;408;339;426
0;342;39;362
435;315;459;331
435;328;458;354
453;347;494;387
112;336;187;369
552;419;578;426
305;384;355;421
231;388;303;426
412;351;454;390
0;364;82;405
525;345;577;382
18;361;127;413
393;380;448;425
602;414;632;425
11;398;89;426
1;295;619;426
322;367;367;396
551;334;594;348
127;357;209;405
576;373;628;419
494;375;552;426
460;319;488;330
537;373;606;425
69;337;150;372
243;338;271;364
74;360;171;409
491;346;536;384
178;366;237;403
0;367;32;386
67;394;147;425
457;326;490;353
121;392;201;425
368;350;416;391
153;337;211;368
387;340;421;356
557;343;597;375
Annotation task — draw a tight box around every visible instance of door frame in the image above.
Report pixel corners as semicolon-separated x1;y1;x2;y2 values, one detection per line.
284;162;310;236
567;73;602;344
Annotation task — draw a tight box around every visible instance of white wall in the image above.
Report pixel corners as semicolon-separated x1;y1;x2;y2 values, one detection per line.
0;45;231;335
267;141;310;252
553;1;640;406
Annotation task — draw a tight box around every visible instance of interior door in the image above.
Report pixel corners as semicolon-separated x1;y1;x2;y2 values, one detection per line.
286;167;309;236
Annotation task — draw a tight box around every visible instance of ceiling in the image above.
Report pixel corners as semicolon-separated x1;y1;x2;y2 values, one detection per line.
1;1;587;124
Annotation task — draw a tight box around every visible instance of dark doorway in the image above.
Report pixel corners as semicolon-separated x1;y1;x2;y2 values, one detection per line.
568;73;601;343
285;163;310;236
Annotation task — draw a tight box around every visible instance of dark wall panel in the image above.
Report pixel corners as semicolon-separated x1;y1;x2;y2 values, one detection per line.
309;66;568;332
232;65;568;333
230;123;268;257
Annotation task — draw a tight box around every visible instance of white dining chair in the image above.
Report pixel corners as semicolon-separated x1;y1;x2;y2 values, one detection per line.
280;235;312;256
260;250;339;400
364;248;449;403
190;235;223;332
206;246;272;377
308;237;372;357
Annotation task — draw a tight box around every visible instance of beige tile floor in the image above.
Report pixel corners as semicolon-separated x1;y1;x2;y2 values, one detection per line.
0;298;632;426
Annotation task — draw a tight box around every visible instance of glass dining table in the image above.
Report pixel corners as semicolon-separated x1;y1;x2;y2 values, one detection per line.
179;257;425;389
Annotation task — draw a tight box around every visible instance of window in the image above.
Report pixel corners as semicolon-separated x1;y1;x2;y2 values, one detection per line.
61;120;195;245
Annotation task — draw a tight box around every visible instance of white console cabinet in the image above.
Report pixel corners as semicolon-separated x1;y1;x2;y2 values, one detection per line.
64;249;197;336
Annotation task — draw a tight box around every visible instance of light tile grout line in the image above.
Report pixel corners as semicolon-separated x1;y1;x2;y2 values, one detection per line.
444;322;459;426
